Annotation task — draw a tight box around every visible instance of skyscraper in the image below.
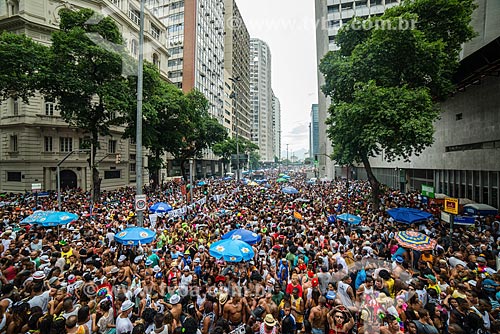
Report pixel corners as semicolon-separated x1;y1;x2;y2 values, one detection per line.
250;38;274;162
310;104;319;162
272;92;281;162
147;0;226;176
315;0;401;179
223;0;251;141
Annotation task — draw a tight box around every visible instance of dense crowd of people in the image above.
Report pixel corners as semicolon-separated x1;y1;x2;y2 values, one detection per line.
0;171;499;334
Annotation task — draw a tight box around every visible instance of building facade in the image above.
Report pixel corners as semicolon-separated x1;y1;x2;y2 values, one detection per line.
316;0;500;208
250;38;274;162
310;104;319;162
272;91;281;162
147;0;227;177
223;0;250;141
315;0;401;179
0;0;169;193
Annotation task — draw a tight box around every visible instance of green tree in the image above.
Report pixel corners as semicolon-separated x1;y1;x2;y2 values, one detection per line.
168;90;228;181
319;0;475;208
41;8;130;200
0;32;49;102
212;138;237;174
123;63;185;188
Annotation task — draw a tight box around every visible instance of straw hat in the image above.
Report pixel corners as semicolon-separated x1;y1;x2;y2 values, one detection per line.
263;314;277;326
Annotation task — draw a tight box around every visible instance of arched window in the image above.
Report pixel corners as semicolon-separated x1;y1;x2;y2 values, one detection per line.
152;53;160;68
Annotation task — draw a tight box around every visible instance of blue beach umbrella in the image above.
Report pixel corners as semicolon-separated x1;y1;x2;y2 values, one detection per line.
209;239;255;262
197;181;207;186
150;202;172;213
387;208;434;224
114;227;156;246
282;175;291;179
282;186;299;195
336;213;362;225
39;211;79;227
222;228;262;245
21;210;49;224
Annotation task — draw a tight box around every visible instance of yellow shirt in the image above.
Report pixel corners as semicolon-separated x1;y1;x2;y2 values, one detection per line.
61;248;73;264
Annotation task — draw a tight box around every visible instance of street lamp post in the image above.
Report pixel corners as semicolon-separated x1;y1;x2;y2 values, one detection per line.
135;0;146;227
286;144;289;172
57;149;90;211
189;159;194;204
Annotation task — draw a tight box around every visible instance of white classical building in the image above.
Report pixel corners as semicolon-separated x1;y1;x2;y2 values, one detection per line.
0;0;169;192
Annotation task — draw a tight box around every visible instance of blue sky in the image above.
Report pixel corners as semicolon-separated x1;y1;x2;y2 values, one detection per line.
237;0;319;159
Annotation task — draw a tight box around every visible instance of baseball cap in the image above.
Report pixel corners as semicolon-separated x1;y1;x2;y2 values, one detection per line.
394;255;404;264
153;265;161;273
145;259;153;266
312;277;319;287
424;274;437;283
326;291;336;300
118;255;127;262
67;274;76;284
33;271;46;280
40;255;50;262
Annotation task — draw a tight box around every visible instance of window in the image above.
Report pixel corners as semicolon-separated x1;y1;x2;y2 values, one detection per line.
341;2;354;10
10;135;18;152
9;1;19;15
128;8;140;25
151;25;160;39
167;23;184;33
45;99;54;116
60;137;73;152
110;0;122;8
456;113;463;121
129;138;136;145
355;0;368;7
104;170;121;179
152;53;160;68
131;39;138;57
130;154;136;160
79;137;90;149
169;70;183;78
44;137;53;152
130;163;136;173
170;1;184;9
168;59;183;67
167;12;184;22
7;172;21;182
12;98;19;116
328;5;339;13
108;140;117;154
168;47;183;55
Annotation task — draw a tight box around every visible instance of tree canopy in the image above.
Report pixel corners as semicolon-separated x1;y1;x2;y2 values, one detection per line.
319;0;476;207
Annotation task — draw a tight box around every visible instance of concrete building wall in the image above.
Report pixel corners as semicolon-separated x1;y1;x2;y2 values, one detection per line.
272;92;281;161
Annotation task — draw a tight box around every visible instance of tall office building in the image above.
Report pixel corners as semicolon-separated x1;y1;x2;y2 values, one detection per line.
315;0;401;179
223;0;250;141
0;0;168;192
250;38;274;162
147;0;226;176
310;104;319;162
272;92;281;161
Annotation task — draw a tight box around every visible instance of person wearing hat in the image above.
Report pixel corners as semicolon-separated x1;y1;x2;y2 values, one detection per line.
116;300;134;334
260;314;278;334
166;294;183;327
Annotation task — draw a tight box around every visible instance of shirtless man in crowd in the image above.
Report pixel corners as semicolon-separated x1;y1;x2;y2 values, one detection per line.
309;296;328;334
258;292;278;319
223;295;245;330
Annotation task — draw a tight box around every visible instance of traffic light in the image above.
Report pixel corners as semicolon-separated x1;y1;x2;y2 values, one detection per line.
115;153;121;164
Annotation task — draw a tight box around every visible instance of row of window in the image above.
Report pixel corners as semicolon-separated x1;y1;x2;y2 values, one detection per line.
8;136;126;153
5;169;125;182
